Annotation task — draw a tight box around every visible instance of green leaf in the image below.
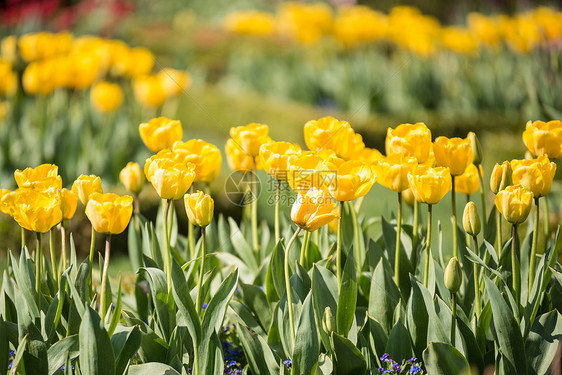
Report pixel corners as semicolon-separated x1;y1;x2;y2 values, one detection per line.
47;335;79;375
127;363;181;375
410;278;448;344
111;326;142;375
484;276;527;373
9;333;28;375
79;306;116;375
525;310;562;375
360;316;387;367
368;259;401;335
385;319;414;362
238;322;280;375
128;214;146;271
406;275;428;357
228;217;259;271
170;260;201;346
139;267;175;342
337;248;357;337
312;265;338;351
0;318;7;375
293;292;319;375
423;342;471;375
240;283;272;331
331;331;367;375
381;217;413;297
107;275;123;337
270;241;287;302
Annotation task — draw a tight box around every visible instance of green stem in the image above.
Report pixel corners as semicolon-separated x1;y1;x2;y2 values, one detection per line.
89;225;96;295
196;227;207;314
275;179;280;244
451;176;458;259
100;235;111;322
395;192;403;290
251;160;259;255
21;227;26;249
60;221;67;271
285;227;302;351
336;201;343;290
424;204;433;287
543;195;549;239
299;230;310;268
496;209;503;259
188;186;195;259
477;166;487;228
529;198;540;297
163;199;172;293
349;200;362;275
412;200;419;265
49;229;57;285
35;232;42;307
512;224;520;308
472;235;481;321
451;293;457;346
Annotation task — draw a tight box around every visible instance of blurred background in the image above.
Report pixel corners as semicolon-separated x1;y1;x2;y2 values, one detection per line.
0;0;561;266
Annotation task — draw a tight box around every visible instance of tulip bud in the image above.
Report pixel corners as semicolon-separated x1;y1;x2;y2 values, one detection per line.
322;306;335;335
462;202;481;236
468;132;483;166
444;257;462;293
120;162;145;195
185;191;214;227
490;162;511;194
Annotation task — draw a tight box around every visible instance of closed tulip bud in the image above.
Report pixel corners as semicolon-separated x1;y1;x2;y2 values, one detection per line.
490;161;511;194
433;135;473;176
522;120;562;159
495;185;533;224
330;158;375;201
90;81;123;113
291;187;339;232
468;132;483;166
144;152;196;200
322;306;335;335
229;123;272;158
72;174;103;206
463;202;480;236
407;165;451;204
139;117;183;153
184;191;214;227
61;188;78;220
173;139;222;182
10;188;62;233
373;154;418;193
259;141;301;181
511;155;556;198
385;122;432;163
86;193;133;234
455;164;481;195
119;162;145;195
14;164;62;190
444;257;462;293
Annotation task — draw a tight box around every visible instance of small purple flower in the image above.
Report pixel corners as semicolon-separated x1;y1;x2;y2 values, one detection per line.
283;359;292;368
202;303;208;309
380;353;391;363
410;365;422;374
393;363;401;373
407;357;418;363
227;360;237;367
9;350;15;357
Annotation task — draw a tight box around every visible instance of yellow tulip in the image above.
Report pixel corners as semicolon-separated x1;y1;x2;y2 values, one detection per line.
72;174;103;206
490;161;512;194
173;139;222;182
144;153;195;200
184;191;214;227
0;189;13;215
330;158;375;201
495;185;533;224
9;188;62;233
126;47;154;77
511;155;557;198
85;193;133;234
402;188;416;207
433;136;473;176
119;162;145;195
385;122;432;163
291;187;339;232
158;68;192;98
373;154;418;193
225;138;264;172
287;154;336;193
90;81;123;113
259;141;302;181
61;188;78;220
224;10;276;36
455;164;482;195
522;120;562;159
14;164;62;190
229;123;272;158
357;147;384;165
133;75;166;108
407;165;451;204
139;117;183;153
303;116;365;160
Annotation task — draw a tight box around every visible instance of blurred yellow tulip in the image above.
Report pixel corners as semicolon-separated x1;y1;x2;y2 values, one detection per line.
184;190;214;227
133;75;166;108
522;120;562;159
158;68;192;98
385;122;432;163
173;139;222;182
119;162;145;195
495;185;533;224
433;135;473;176
330;158;375;201
303;116;364;160
14;164;62;190
407;165;451;204
511;155;556;198
61;188;78;220
72;174;103;206
291;187;339;232
455;164;481;195
229;123;272;158
139;117;183;153
85;192;133;234
259;141;301;181
90;81;123;113
373;154;418;193
225;138;262;172
9;188;62;233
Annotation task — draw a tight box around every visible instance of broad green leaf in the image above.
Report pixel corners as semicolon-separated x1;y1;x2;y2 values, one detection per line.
410;278;448;344
170;261;201;346
128;214;146;271
270;242;286;303
139;267;175;342
331;331;367;375
337;248;357;337
79;306;115;375
47;335;79;375
127;363;181;375
381;217;413;297
111;325;142;375
407;275;429;357
9;333;28;375
293;292;319;375
240;283;272;331
368;259;401;335
238;321;280;375
525;310;562;375
107;276;123;337
361;316;387;368
423;342;471;375
228;217;259;271
0;318;7;374
385;319;414;362
312;265;338;351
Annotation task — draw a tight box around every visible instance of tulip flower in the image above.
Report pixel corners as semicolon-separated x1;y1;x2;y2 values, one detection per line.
60;188;77;220
15;164;62;190
133;75;166;108
522;120;562;159
9;188;62;233
455;164;481;196
511;155;556;294
287;154;337;193
490;161;512;254
72;174;103;206
158;68;192;98
90;81;123;113
120;162;144;197
86;192;133;320
225;138;261;172
144;154;196;200
385;122;432;163
173;139;222;183
139;117;183;153
229;123;272;158
303;116;365;160
357;147;384;165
